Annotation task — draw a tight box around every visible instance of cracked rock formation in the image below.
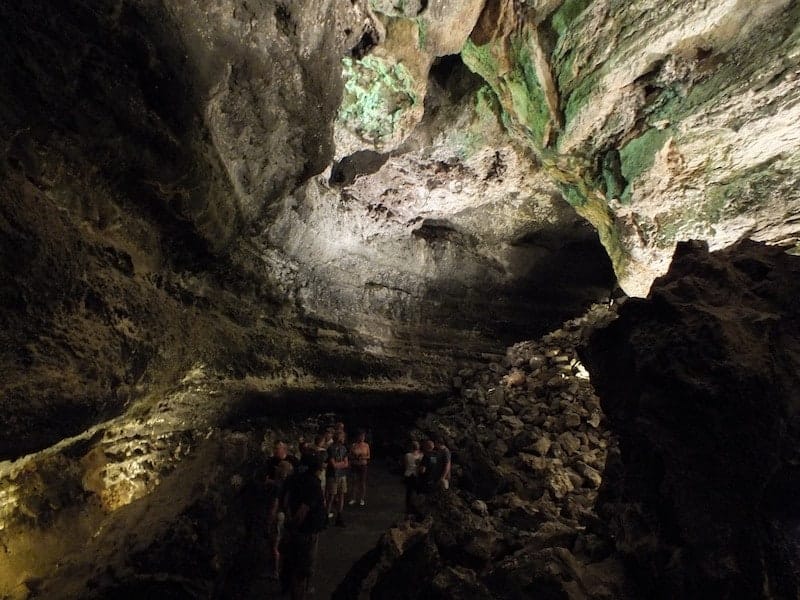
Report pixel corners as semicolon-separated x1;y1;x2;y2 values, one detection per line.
582;240;800;598
2;0;800;597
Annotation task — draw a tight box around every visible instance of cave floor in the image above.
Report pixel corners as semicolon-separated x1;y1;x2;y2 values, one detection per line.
248;458;404;599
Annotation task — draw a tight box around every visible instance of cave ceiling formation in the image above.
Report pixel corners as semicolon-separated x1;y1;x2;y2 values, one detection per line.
1;0;800;596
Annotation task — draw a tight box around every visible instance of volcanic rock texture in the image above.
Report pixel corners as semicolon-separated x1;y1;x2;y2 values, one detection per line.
0;0;615;460
583;240;800;598
1;0;800;598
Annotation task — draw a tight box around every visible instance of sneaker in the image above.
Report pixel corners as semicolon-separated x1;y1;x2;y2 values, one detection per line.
359;499;366;507
348;499;356;506
327;512;334;519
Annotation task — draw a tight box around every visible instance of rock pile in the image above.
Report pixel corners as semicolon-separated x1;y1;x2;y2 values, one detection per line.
338;304;633;599
427;304;618;513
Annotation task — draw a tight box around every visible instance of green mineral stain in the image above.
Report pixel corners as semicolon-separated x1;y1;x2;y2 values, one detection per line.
462;35;553;149
416;17;428;49
551;0;592;37
461;39;500;83
462;25;633;284
560;184;586;208
618;127;671;204
450;86;504;160
562;67;603;128
338;55;419;144
602;149;624;200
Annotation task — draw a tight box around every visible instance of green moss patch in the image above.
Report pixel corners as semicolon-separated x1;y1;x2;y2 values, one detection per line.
618;128;671;203
551;0;592;38
462;35;553;149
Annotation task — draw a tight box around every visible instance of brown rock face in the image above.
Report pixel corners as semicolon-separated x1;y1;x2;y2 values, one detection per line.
581;240;800;599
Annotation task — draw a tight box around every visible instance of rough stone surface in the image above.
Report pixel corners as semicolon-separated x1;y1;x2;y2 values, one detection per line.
582;240;800;599
2;0;800;597
456;0;800;295
337;306;629;598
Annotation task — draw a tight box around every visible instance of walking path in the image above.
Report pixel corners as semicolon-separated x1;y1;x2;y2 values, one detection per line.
315;460;404;597
247;458;404;599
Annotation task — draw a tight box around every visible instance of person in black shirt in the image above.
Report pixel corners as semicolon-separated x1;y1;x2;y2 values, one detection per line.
418;439;442;493
266;440;298;481
266;460;293;579
282;453;326;599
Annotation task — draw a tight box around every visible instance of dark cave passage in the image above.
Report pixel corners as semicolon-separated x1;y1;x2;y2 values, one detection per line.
2;1;800;599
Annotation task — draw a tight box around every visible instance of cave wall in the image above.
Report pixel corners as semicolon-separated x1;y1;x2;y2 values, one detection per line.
359;0;800;295
582;240;800;598
0;0;619;461
2;0;800;597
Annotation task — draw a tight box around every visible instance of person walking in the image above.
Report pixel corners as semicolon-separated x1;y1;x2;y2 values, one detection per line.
348;430;371;507
402;440;423;516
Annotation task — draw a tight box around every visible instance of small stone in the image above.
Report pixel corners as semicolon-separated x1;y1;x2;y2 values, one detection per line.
489;438;509;458
532;436;552;456
529;355;546;369
575;461;603;488
565;468;583;489
558;431;581;454
519;452;548;472
564;413;581;428
489;362;504;373
587;411;601;428
505;371;526;387
452;376;463;389
471;499;489;516
499;415;525;431
491;386;505;404
547;469;575;499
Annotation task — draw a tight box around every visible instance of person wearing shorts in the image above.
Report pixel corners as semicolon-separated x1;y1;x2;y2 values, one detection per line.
348;430;370;507
326;431;349;526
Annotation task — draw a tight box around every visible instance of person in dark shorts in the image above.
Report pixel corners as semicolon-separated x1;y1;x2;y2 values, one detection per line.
312;434;328;491
326;431;349;526
348;430;371;507
418;439;443;493
282;453;326;599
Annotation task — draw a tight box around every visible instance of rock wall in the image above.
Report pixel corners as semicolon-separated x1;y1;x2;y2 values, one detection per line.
336;306;633;599
446;0;800;295
0;0;617;458
582;240;800;598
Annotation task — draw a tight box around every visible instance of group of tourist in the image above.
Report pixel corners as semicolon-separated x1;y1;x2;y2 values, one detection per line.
402;436;452;516
260;424;452;599
261;422;372;599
